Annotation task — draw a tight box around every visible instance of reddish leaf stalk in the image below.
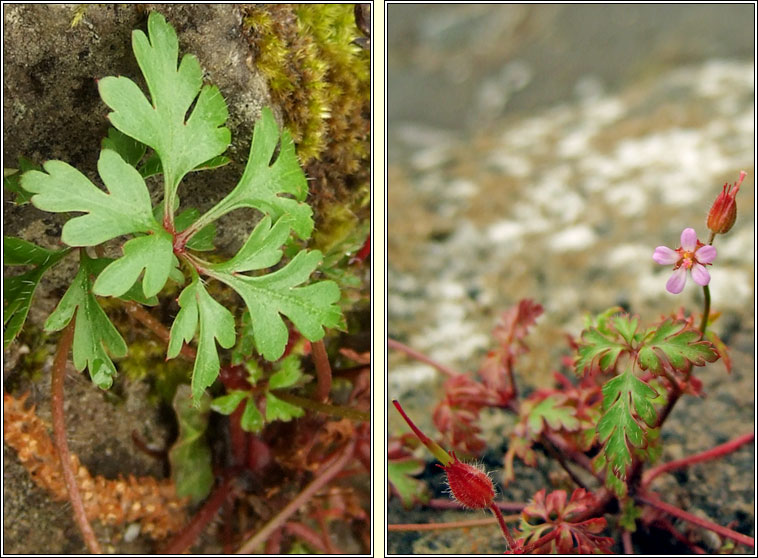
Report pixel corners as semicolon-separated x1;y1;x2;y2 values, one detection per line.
160;477;234;554
540;435;589;490
388;337;460;377
284;521;335;553
516;528;561;554
312;340;332;402
387;515;520;531
636;492;754;548
428;498;526;512
124;300;197;360
652;518;707;554
621;529;633;554
235;439;356;554
643;432;754;488
490;503;517;550
52;321;103;554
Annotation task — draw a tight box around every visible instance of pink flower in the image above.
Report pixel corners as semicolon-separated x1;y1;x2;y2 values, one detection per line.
653;228;716;294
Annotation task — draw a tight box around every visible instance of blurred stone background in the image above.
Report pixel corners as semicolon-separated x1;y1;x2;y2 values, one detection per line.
387;4;754;554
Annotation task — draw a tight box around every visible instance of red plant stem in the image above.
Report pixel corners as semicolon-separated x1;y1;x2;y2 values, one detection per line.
643;432;754;488
263;527;283;554
387;515;520;531
312;340;332;402
159;477;234;554
229;403;249;467
284;521;334;553
652;518;707;554
51;321;103;554
315;510;339;554
517;528;561;554
490;503;517;550
428;498;526;512
540;435;589;490
636;492;754;548
621;529;633;554
388;337;459;377
235;439;356;554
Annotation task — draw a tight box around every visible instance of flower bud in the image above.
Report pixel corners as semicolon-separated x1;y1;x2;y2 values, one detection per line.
442;454;496;509
707;171;745;235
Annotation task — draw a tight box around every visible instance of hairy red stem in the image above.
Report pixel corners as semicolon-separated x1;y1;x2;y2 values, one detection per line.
517;528;561;554
387;515;519;531
637;492;754;548
52;321;103;554
159;477;233;554
652;518;707;554
235;439;356;553
124;301;197;360
388;337;460;377
643;432;754;488
490;503;517;550
428;498;526;512
312;340;332;402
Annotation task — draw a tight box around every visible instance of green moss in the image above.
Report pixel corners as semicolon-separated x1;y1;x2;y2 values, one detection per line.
241;4;370;225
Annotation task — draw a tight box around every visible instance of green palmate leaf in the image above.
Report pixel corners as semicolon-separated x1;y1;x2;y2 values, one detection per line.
388;457;431;509
637;319;719;374
210;390;249;415
574;327;629;376
268;354;302;389
102;127;146;167
168;384;213;504
93;231;176;298
3;237;70;349
211;250;342;361
4;157;41;204
44;254;127;389
595;365;658;497
98;11;230;208
22;149;160;246
190;107;312;239
209;215;291;274
241;398;264;432
168;275;236;402
525;395;581;436
265;392;304;422
174;209;217;252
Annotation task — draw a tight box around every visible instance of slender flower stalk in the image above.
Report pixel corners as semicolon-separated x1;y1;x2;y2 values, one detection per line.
392;400;517;549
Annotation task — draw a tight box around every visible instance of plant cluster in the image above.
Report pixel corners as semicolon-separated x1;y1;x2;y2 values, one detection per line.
4;11;369;554
389;171;752;554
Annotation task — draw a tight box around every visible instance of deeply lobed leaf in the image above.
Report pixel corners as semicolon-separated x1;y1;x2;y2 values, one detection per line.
23;149;159;247
98;11;230;199
594;365;658;497
168;275;236;402
44;255;128;389
637;319;719;374
211;250;342;362
3;237;70;349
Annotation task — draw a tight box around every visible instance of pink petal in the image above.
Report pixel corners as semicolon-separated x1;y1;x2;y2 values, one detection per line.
665;267;687;294
691;263;711;286
680;228;698;251
653;246;679;265
695;244;717;264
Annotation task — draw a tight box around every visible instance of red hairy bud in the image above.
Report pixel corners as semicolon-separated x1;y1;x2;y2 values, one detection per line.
442;454;495;509
707;171;745;235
